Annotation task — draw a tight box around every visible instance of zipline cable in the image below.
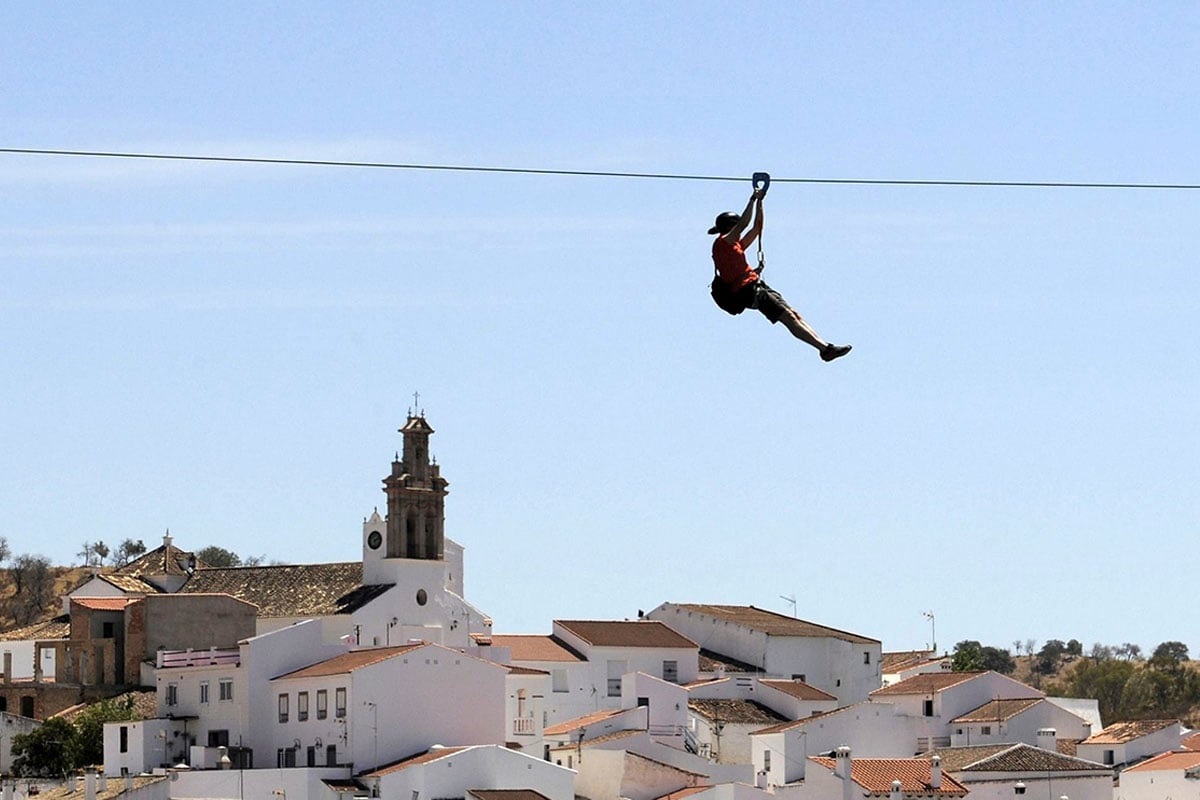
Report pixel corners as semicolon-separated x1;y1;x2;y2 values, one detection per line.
3;147;1200;191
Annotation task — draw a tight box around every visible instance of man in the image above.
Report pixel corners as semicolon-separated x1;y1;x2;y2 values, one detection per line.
710;188;851;362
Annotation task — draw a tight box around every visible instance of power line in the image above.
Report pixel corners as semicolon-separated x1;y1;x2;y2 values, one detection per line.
2;146;1199;190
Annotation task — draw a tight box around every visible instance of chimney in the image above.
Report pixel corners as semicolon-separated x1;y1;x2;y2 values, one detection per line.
836;746;854;800
125;772;134;791
3;776;13;800
1037;728;1058;752
85;768;97;800
99;773;107;792
930;755;942;789
891;779;903;800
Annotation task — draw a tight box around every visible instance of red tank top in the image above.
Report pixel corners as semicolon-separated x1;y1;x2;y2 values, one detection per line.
712;237;758;291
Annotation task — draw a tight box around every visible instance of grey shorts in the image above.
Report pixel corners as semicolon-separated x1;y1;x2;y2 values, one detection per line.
750;279;793;324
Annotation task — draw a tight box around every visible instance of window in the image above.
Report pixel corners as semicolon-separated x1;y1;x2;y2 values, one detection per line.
278;693;289;723
763;750;771;771
792;674;806;682
335;687;347;718
119;726;129;754
552;669;568;693
981;725;992;735
864;651;871;664
166;683;178;707
208;730;229;747
199;681;210;705
317;689;328;720
277;748;296;768
298;691;309;722
662;660;678;683
219;679;234;701
1103;750;1114;765
923;699;934;717
326;744;337;766
607;660;626;697
102;622;115;638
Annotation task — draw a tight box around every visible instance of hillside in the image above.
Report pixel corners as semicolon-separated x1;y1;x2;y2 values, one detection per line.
0;565;94;632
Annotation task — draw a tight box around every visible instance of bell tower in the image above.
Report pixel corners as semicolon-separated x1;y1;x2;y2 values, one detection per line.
380;412;449;560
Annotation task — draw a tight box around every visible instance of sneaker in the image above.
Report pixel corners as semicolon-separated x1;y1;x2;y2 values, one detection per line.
820;343;852;362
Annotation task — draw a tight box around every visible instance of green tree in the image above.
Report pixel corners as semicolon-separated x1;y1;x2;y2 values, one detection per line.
1049;657;1136;722
1035;639;1067;675
980;645;1016;674
196;546;241;568
113;538;147;567
951;640;983;671
72;696;143;766
11;717;79;777
1149;641;1190;672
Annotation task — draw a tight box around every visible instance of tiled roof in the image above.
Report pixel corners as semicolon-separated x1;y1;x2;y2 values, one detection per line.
688;698;787;725
882;650;939;672
98;573;162;593
470;791;553;800
927;743;1108;773
870;672;985;697
1183;731;1200;750
666;604;878;644
1082;719;1177;744
365;745;470;777
31;775;168;800
810;757;969;795
547;729;644;750
556;620;697;649
178;562;387;617
751;703;862;736
544;707;628;736
657;787;712;800
273;644;425;680
71;597;133;612
699;648;758;673
760;679;837;701
505;665;550;676
118;543;198;577
52;689;157;722
951;698;1043;723
1123;750;1200;773
0;615;70;642
490;634;584;662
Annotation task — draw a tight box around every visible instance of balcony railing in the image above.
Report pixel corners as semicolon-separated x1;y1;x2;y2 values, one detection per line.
512;717;534;736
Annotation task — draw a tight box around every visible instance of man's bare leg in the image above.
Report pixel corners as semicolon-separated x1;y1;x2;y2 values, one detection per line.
782;309;852;361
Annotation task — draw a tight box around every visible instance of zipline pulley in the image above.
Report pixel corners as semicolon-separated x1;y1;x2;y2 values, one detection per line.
753;172;770;271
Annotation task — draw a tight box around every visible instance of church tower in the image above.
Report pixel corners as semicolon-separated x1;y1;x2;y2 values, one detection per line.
379;413;449;560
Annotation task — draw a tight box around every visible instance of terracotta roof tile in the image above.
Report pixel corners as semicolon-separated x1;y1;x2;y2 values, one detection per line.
810;757;969;795
273;644;424;680
882;650;939;672
544;707;628;736
548;729;644;750
71;597;133;611
667;604;878;644
1123;750;1200;773
657;787;711;800
688;698;787;725
927;743;1108;773
760;679;837;701
751;703;862;736
951;698;1043;723
870;672;985;697
178;562;385;617
0;616;69;642
1082;719;1177;744
117;543;198;577
556;620;697;649
98;573;161;593
490;634;584;662
1183;731;1200;750
365;746;470;777
52;689;157;722
470;791;553;800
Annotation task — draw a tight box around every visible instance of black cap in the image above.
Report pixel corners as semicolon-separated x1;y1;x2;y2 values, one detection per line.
708;211;740;235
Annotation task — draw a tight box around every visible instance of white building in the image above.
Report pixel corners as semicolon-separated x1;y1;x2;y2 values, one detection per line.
647;604;881;705
929;743;1113;800
868;670;1042;752
774;748;968;800
1116;749;1200;800
362;745;576;800
1075;718;1182;768
949;697;1092;747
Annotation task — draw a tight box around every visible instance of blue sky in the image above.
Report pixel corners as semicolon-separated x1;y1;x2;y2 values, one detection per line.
2;4;1197;657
